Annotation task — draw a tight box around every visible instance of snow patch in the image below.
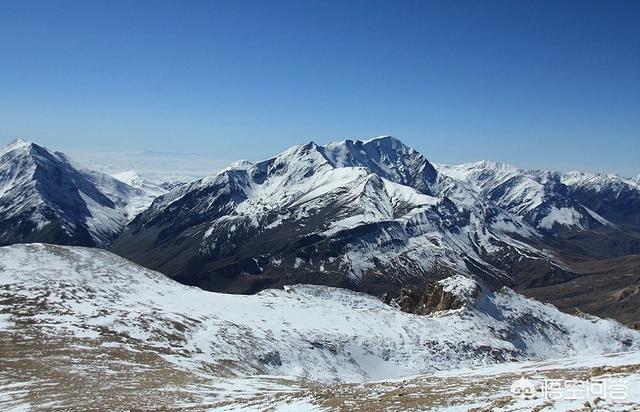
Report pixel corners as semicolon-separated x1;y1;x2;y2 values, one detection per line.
437;275;478;301
538;207;584;230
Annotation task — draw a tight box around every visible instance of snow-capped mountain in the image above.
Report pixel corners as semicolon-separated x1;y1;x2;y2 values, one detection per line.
111;136;557;296
0;139;161;247
561;170;640;231
437;160;640;262
437;161;640;233
437;161;589;231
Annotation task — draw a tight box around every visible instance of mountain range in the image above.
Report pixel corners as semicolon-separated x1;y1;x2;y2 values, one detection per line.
1;137;639;327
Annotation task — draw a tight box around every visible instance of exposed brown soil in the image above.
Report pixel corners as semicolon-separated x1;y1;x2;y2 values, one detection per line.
519;254;640;328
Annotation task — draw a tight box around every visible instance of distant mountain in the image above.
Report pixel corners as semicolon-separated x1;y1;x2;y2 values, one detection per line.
562;170;640;231
0;139;161;247
111;170;167;218
436;161;640;258
436;160;640;327
437;161;640;233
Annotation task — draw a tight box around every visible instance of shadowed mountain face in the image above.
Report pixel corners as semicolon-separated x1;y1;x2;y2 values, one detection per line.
0;139;156;247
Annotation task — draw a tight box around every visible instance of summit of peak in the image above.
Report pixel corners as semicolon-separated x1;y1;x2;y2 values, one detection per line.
472;160;518;171
1;138;47;159
8;137;32;146
315;136;437;195
2;138;34;153
327;135;410;150
226;159;255;170
0;139;69;167
112;170;145;186
361;135;402;145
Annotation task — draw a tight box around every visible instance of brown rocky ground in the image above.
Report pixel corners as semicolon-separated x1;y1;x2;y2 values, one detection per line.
520;255;640;329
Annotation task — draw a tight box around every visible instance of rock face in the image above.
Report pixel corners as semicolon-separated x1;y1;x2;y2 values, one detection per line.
389;275;481;315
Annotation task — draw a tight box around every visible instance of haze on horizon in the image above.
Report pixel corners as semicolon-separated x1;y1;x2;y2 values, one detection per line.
1;0;638;176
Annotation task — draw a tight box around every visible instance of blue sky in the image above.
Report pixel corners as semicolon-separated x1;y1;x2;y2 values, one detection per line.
1;0;638;175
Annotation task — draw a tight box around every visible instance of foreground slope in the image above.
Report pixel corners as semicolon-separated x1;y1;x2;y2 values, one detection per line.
1;244;638;410
0;139;158;247
289;352;640;411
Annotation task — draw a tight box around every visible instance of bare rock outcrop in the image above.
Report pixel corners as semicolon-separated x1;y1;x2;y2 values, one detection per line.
385;275;481;315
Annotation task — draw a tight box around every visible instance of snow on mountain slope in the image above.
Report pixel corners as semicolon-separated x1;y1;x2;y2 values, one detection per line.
320;136;439;195
112;137;550;295
562;170;640;190
0;139;161;247
1;243;637;387
3;244;638;410
284;351;640;411
435;161;632;232
436;161;546;216
561;170;640;229
112;169;167;218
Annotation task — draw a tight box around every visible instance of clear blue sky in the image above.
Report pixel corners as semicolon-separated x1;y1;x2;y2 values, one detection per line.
1;0;638;175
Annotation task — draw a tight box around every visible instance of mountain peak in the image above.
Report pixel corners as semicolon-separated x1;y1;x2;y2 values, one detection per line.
225;159;255;170
471;160;518;171
112;170;144;186
361;135;403;145
0;140;165;247
8;137;31;146
326;135;411;152
1;139;73;171
1;138;35;156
